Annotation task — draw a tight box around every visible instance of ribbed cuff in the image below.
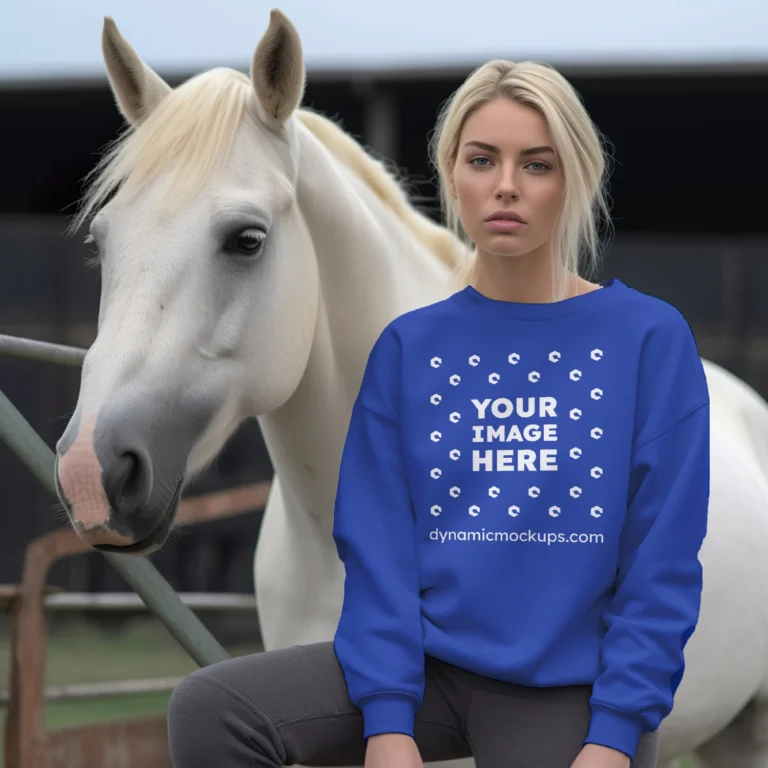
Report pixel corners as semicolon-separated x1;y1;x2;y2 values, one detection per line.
585;705;643;759
359;693;418;739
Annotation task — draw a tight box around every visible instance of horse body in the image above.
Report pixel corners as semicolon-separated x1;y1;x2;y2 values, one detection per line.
56;11;768;768
660;361;768;767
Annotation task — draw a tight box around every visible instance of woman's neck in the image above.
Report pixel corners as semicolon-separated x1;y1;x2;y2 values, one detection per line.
470;246;599;304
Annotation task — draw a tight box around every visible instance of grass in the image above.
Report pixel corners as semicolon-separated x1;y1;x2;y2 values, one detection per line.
42;691;172;731
0;617;262;766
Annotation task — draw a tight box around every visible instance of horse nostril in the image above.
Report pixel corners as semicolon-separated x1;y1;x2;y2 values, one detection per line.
103;449;152;516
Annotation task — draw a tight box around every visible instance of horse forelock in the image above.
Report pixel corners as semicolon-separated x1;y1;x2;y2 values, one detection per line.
72;67;252;232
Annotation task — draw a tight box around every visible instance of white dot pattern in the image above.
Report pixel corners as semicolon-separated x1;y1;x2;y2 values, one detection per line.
426;347;606;521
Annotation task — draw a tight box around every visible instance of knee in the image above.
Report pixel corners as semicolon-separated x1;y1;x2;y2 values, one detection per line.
167;669;213;732
167;667;250;765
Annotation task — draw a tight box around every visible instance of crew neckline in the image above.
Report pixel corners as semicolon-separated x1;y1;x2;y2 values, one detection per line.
451;278;625;320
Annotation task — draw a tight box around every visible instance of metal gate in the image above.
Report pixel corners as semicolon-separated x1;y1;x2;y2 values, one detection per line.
0;333;262;768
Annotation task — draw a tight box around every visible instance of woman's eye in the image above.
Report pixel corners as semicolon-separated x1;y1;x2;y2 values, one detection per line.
470;157;491;167
227;228;266;256
526;161;550;172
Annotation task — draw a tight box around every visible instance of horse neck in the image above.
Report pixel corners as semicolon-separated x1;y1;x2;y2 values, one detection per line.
257;123;454;537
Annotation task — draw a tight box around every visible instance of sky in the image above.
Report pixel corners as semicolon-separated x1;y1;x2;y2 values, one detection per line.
2;0;767;83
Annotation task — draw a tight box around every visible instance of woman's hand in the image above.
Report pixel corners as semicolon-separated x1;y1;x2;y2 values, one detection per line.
570;743;631;768
365;733;424;768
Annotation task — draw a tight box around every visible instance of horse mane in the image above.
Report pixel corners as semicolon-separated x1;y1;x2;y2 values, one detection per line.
72;67;465;272
296;109;462;271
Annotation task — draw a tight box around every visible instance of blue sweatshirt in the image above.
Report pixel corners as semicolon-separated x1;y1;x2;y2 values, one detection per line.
331;278;710;759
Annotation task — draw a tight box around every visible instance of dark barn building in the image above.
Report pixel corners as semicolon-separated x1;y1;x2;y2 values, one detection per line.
1;57;766;602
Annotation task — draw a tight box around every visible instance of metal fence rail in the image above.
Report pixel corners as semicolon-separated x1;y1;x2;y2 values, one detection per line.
44;591;257;612
0;677;184;706
0;333;86;367
0;334;230;668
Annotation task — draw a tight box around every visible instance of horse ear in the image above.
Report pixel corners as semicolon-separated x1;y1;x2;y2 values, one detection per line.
251;9;305;126
101;17;172;124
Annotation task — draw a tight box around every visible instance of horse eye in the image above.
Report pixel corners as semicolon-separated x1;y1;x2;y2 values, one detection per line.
84;232;100;255
227;228;265;256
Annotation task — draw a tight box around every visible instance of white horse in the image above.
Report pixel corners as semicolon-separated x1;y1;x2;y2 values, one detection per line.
56;10;768;768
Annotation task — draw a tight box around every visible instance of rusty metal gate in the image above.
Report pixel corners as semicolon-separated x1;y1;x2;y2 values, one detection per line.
0;333;270;768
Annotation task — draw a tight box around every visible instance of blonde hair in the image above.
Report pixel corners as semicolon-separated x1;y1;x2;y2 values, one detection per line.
430;59;613;302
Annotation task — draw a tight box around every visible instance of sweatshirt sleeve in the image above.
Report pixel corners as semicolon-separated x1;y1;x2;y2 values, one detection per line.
585;313;711;758
331;324;424;739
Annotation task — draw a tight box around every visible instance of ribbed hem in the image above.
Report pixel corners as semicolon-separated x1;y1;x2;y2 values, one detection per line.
359;693;418;739
585;705;643;759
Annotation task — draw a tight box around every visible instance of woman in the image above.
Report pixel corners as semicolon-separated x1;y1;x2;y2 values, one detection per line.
167;59;709;768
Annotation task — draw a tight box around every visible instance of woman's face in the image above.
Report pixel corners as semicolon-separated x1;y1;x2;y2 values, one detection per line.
450;97;564;260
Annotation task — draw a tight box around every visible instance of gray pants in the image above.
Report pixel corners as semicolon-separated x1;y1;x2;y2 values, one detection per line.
167;641;659;767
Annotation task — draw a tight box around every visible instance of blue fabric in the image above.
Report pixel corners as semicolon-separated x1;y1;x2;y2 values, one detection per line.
332;279;710;758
